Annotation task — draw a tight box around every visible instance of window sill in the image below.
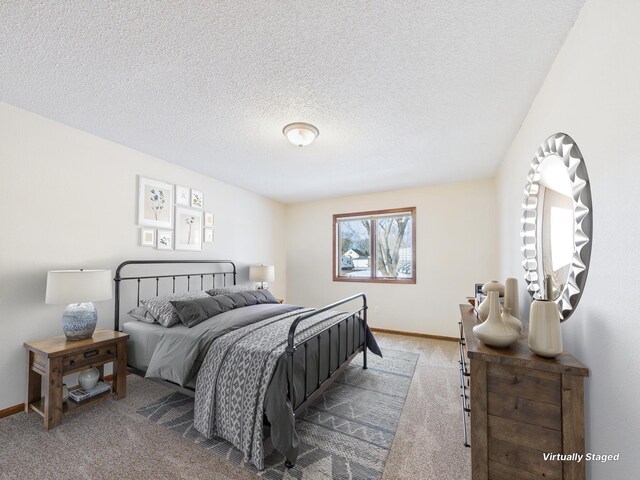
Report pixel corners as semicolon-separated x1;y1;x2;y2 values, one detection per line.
333;277;416;285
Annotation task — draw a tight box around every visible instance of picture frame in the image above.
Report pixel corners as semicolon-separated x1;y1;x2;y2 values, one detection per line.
156;229;173;250
175;207;203;251
140;228;156;247
175;185;191;207
203;228;214;243
204;211;214;227
191;189;203;209
138;176;173;228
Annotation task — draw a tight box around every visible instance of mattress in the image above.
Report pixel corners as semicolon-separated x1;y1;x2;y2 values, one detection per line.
122;320;176;372
122;303;303;378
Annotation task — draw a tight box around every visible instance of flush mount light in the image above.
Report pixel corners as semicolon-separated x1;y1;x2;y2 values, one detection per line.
283;122;319;147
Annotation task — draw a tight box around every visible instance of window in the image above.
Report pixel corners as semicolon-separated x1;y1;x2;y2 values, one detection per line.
333;207;416;283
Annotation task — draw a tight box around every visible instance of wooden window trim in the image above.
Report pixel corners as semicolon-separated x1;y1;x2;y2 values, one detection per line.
333;207;416;284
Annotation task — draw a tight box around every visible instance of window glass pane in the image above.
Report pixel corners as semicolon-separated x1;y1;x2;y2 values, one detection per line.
338;220;371;278
375;215;413;278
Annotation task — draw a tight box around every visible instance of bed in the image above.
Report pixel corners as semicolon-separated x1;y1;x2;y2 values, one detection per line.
114;259;381;470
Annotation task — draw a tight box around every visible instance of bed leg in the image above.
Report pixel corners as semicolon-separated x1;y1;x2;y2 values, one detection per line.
363;344;368;370
285;459;295;469
362;307;368;370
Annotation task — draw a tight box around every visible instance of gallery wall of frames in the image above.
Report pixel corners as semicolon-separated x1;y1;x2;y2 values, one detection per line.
137;176;215;251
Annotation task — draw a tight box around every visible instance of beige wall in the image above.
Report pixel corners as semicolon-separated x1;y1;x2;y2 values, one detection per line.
0;102;287;410
286;179;498;338
496;0;640;476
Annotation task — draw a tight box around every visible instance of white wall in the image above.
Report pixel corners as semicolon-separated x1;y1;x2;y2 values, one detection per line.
286;179;498;337
0;102;286;410
496;0;640;476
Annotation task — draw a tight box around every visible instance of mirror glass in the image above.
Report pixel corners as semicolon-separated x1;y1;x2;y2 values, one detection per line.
522;133;593;321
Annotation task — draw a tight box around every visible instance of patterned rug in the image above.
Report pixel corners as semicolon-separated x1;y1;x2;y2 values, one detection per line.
137;348;418;480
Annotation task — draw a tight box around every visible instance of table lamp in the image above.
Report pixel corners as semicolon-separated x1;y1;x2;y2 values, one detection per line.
45;269;113;340
249;265;275;290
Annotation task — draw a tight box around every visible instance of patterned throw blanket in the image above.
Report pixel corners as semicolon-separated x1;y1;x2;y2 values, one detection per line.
193;307;352;469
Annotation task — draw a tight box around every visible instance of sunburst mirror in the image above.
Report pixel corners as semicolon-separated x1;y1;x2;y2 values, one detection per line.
521;132;593;321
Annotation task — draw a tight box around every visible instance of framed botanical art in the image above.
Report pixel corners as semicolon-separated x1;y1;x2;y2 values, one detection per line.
140;228;156;247
175;207;203;251
191;189;203;209
204;211;214;227
138;176;173;228
175;185;191;207
157;230;173;250
203;228;214;243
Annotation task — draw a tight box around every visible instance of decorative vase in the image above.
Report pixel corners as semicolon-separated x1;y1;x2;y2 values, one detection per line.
504;278;520;320
501;307;523;335
473;291;519;348
78;367;100;389
477;281;505;321
528;300;563;357
62;384;69;403
482;280;505;296
62;302;98;341
477;296;490;321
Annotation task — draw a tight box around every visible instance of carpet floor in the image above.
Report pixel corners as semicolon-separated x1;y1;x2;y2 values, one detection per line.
137;348;418;479
0;332;470;479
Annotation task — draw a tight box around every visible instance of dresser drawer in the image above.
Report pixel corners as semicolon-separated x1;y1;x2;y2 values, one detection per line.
62;345;116;373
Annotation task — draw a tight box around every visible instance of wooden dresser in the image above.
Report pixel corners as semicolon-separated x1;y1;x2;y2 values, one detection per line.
458;304;589;480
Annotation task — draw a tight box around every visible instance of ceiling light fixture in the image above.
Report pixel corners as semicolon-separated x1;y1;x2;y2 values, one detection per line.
283;122;319;147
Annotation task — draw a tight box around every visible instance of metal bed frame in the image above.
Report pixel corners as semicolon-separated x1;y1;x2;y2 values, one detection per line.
114;260;368;468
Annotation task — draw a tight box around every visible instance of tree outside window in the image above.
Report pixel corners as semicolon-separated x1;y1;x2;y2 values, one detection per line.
334;207;416;284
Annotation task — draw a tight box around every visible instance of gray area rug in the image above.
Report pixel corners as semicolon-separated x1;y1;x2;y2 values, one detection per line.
137;348;418;480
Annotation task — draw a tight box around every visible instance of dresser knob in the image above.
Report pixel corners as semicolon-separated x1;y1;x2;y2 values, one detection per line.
70;360;75;366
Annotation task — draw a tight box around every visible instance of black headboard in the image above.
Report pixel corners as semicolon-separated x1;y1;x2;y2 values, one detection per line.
113;260;237;331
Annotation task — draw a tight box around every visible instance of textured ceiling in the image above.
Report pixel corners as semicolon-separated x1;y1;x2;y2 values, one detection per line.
0;1;584;203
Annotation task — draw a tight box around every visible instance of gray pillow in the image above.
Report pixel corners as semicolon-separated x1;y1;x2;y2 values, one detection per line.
127;305;157;324
228;290;278;307
252;289;277;304
206;285;252;296
171;291;279;328
212;294;236;312
141;290;210;327
171;295;234;328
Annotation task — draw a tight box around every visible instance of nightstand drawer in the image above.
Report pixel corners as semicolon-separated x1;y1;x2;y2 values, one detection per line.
62;345;116;373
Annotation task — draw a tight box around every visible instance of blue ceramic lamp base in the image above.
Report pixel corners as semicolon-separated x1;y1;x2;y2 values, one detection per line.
62;302;98;340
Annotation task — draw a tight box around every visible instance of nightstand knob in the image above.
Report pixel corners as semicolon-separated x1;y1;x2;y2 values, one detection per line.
107;350;113;355
70;360;76;366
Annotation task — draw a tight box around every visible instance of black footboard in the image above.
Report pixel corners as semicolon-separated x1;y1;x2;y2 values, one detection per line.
285;293;368;417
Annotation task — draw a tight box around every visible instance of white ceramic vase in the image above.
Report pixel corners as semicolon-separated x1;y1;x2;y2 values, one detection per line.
501;307;523;335
477;281;505;321
78;367;100;389
528;300;563;357
504;277;520;320
62;383;69;403
482;280;505;296
473;291;519;348
477;296;490;321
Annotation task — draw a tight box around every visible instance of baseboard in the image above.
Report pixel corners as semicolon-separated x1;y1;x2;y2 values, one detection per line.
0;373;116;419
0;403;24;419
370;327;457;342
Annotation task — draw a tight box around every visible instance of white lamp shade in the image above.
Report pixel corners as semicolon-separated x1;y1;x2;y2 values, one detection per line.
249;265;275;283
45;270;113;305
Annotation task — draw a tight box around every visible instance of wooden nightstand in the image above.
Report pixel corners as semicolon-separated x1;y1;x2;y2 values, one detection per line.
24;329;129;430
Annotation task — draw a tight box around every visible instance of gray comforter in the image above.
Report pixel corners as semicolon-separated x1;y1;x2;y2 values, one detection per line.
193;307;381;469
145;303;381;470
144;303;302;387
